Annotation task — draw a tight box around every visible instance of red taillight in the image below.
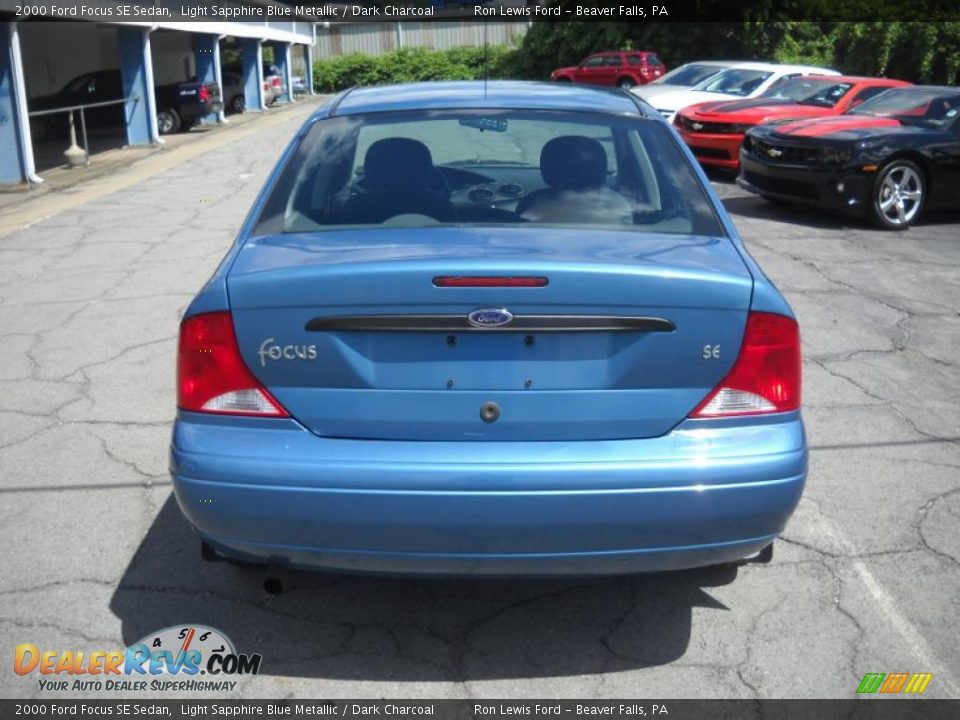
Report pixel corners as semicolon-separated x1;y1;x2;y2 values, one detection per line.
433;276;548;288
198;86;209;102
689;312;801;418
177;312;288;417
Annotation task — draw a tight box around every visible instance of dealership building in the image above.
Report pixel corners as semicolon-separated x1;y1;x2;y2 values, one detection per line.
0;0;319;185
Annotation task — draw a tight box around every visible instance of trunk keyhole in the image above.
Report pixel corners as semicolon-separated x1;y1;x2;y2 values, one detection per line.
524;335;536;346
446;335;457;346
480;402;500;423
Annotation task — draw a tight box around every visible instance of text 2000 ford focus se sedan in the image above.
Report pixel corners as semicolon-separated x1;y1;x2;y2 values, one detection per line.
171;81;806;577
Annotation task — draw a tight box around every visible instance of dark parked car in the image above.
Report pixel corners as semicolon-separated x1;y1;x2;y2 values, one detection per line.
155;77;223;134
29;70;126;140
739;85;960;229
28;70;222;138
550;51;666;89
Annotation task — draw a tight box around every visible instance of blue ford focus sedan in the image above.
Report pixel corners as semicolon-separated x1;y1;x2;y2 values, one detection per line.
171;81;806;577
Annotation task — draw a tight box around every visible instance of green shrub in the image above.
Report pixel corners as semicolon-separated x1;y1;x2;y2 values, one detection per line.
312;45;524;93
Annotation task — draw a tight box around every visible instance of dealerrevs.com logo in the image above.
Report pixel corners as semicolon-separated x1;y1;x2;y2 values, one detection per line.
14;625;261;693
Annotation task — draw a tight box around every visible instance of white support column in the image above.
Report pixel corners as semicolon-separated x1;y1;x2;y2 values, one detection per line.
213;33;227;123
6;21;41;184
144;26;160;143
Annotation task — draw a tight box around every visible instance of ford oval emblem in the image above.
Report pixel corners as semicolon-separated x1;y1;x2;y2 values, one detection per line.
467;308;514;328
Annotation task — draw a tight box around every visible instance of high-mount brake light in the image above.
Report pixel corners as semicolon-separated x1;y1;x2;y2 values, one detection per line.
433;276;548;288
690;311;801;418
177;312;288;417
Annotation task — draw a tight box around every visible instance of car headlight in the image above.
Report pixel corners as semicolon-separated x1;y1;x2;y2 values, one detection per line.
727;123;754;134
819;147;852;165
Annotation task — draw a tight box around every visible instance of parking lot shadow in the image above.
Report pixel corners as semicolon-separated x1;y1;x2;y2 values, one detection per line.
109;493;737;680
722;194;960;231
704;167;960;231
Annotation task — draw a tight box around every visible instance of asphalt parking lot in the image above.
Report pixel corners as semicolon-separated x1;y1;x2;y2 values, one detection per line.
1;97;958;700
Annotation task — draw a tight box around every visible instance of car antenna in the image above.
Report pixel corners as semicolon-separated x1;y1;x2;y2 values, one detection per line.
483;20;488;98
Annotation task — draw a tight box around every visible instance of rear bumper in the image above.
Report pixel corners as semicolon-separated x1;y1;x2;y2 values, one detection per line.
738;151;872;213
181;101;223;122
171;412;807;576
675;128;743;169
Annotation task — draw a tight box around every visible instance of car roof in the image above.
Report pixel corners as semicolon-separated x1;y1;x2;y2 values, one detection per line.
722;61;838;74
675;60;740;67
328;81;644;117
786;75;907;85
907;85;960;95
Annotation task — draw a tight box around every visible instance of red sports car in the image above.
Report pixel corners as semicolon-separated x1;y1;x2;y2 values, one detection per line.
673;76;911;169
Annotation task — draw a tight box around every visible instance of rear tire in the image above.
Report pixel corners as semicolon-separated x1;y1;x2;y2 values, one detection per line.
616;77;636;89
200;539;221;562
230;94;245;113
156;108;181;135
869;159;925;230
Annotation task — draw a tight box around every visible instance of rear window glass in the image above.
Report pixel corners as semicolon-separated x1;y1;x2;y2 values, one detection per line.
850;88;960;129
761;79;853;107
252;110;724;238
652;63;725;86
696;69;773;97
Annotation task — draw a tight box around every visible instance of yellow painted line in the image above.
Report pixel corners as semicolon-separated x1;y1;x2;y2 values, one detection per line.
0;99;323;239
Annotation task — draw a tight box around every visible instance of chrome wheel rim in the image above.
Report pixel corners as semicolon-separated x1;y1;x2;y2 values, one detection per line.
157;112;173;134
878;165;922;226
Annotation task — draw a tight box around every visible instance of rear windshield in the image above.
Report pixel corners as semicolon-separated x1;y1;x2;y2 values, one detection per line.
253;109;724;237
849;88;960;129
760;78;854;107
652;63;724;86
696;69;773;96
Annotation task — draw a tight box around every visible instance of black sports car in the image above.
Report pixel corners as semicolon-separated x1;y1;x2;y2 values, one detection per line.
738;86;960;229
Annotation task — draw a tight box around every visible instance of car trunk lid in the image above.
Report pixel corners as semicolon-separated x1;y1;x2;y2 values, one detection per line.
227;228;754;441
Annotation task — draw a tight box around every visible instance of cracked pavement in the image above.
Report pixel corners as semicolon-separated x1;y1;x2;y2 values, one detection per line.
1;100;958;700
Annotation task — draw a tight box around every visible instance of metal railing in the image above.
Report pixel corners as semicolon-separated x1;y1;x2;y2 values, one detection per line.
28;96;139;167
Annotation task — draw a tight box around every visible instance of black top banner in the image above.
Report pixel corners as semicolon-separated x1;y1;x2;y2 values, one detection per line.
5;0;960;23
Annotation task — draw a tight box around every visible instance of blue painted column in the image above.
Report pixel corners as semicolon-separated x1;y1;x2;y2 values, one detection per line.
116;26;155;145
274;42;292;104
193;33;220;126
0;21;33;185
303;42;315;95
240;37;264;112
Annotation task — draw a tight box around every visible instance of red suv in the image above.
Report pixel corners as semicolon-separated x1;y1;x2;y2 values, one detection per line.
550;51;666;89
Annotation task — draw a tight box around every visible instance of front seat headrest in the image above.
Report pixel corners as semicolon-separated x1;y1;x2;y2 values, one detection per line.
540;136;608;191
363;138;436;191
